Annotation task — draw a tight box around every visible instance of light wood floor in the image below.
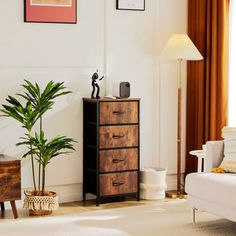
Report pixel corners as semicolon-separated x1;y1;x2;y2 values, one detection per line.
1;197;170;221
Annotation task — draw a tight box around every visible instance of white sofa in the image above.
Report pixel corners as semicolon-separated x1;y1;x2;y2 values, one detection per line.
185;140;236;222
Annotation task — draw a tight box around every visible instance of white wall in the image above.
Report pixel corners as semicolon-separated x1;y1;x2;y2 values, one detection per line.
158;0;188;177
105;0;158;168
0;0;187;202
0;0;105;202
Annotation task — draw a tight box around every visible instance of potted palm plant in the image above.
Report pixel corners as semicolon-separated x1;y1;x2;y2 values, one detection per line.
0;80;76;216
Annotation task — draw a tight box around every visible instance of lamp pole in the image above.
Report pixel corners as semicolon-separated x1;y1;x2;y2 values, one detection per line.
177;59;183;194
159;34;203;198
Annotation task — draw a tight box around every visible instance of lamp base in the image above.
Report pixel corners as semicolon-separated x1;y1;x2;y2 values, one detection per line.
166;190;187;199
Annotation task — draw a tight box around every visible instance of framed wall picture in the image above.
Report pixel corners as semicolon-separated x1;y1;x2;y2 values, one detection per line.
24;0;77;24
116;0;145;11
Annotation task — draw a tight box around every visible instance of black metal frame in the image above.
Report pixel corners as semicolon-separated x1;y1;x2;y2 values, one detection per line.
82;99;86;201
137;100;140;201
96;101;100;205
116;0;145;11
83;99;140;205
24;0;77;24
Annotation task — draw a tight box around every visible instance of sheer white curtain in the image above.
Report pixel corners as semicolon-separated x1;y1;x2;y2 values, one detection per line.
229;0;236;126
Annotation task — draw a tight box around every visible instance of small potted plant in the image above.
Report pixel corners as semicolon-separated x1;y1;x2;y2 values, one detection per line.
1;80;76;216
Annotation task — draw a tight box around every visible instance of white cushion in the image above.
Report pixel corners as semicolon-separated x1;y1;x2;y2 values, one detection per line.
219;139;236;172
224;139;236;154
185;172;236;209
219;127;236;172
204;141;224;172
222;126;236;139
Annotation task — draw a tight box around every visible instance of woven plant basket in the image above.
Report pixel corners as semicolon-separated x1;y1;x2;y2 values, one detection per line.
24;190;59;216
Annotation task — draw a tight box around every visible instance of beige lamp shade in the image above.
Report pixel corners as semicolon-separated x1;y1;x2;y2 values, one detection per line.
159;34;203;61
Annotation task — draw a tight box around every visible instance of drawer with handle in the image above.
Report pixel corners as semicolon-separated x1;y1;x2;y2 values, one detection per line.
99;101;138;124
99;172;138;196
99;125;138;149
99;148;138;172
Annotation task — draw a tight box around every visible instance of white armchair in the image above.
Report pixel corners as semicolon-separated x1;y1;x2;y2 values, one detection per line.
185;140;236;223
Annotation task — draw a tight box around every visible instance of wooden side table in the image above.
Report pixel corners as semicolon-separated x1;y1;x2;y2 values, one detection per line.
0;155;21;219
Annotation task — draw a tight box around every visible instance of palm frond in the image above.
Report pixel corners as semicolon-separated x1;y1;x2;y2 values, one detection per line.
6;96;23;107
29;131;76;167
0;105;24;123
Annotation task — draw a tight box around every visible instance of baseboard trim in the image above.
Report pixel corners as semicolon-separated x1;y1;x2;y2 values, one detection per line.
166;174;185;191
4;183;83;210
45;183;82;203
4;176;185;210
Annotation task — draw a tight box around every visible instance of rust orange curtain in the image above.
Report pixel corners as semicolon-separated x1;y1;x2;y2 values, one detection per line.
185;0;229;174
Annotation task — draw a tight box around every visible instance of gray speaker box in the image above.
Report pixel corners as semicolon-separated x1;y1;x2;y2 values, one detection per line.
112;82;130;98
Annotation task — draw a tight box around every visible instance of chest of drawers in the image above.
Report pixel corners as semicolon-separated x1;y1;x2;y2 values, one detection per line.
0;155;21;218
83;98;140;205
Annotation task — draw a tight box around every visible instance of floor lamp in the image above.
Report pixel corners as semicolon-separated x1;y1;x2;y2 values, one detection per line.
159;34;203;198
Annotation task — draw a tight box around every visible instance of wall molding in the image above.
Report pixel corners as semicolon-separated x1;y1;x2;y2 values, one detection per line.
0;66;97;74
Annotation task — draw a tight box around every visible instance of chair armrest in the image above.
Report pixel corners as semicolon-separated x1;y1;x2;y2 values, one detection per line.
204;141;224;172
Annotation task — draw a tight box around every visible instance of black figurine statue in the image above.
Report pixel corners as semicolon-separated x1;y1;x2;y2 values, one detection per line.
91;70;104;99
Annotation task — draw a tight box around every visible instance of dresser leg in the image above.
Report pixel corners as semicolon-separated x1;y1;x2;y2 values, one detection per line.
0;202;5;211
10;201;18;219
137;193;140;201
96;198;100;207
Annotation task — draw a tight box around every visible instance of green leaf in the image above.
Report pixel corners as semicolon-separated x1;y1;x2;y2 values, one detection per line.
6;96;23;107
0;105;24;123
28;131;76;167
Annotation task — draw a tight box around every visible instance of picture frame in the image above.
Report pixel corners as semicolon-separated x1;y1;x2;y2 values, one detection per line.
24;0;77;24
116;0;145;11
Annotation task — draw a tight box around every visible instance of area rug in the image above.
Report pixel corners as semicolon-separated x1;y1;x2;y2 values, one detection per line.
1;200;236;236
